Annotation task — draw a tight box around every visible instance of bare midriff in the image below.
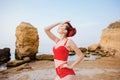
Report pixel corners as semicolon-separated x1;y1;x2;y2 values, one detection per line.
54;59;67;68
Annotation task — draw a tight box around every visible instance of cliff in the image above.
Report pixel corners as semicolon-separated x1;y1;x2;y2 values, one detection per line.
99;21;120;55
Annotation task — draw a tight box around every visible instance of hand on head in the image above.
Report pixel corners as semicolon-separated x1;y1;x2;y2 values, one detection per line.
60;20;70;24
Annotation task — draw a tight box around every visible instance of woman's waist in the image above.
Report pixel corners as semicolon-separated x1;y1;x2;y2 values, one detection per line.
54;59;67;68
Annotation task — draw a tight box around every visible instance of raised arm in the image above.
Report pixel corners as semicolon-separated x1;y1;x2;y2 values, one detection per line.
44;21;70;43
44;22;60;43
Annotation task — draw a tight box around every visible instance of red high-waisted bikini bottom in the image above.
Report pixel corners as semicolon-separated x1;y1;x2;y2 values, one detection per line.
55;64;75;78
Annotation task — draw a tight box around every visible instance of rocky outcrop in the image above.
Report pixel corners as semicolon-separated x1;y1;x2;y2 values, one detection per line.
36;54;54;61
7;54;53;67
99;21;120;55
15;22;39;60
0;48;11;65
88;44;100;51
7;60;25;67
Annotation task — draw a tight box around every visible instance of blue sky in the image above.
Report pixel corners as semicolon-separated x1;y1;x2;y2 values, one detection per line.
0;0;120;53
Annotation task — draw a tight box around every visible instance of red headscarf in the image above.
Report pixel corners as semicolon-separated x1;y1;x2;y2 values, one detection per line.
68;28;76;37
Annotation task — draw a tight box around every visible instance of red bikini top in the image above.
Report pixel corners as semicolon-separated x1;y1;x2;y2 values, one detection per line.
53;39;69;61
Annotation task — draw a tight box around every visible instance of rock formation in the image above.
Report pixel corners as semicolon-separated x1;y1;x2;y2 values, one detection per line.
15;22;39;60
36;54;54;61
0;48;11;65
99;21;120;55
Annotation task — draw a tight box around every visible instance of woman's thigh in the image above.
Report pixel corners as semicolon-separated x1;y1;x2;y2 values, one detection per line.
55;76;61;80
61;75;76;80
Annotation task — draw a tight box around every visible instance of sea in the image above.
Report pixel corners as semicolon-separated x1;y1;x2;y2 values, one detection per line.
0;34;99;61
0;41;98;61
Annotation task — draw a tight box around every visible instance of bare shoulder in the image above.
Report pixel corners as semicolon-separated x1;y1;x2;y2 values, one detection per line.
67;39;77;48
68;39;75;44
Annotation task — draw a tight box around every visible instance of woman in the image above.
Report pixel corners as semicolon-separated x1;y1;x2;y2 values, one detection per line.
44;21;84;80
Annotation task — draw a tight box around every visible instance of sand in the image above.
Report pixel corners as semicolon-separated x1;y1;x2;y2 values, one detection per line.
0;54;120;80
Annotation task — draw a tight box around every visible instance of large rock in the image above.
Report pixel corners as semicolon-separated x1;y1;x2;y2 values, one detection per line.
79;47;87;52
99;21;120;55
88;44;99;51
7;60;25;67
15;22;39;60
0;48;11;65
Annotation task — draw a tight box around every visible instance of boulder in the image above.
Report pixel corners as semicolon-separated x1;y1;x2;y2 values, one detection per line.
15;22;39;60
7;60;25;67
0;48;11;65
88;44;99;51
7;57;31;67
23;57;31;62
36;54;54;61
79;47;87;52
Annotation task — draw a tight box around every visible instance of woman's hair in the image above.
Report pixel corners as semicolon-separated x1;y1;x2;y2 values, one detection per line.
65;22;76;37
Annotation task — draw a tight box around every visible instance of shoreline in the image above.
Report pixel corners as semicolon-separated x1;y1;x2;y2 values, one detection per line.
0;53;120;80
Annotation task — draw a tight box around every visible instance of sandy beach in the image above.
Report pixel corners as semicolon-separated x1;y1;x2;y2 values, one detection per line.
0;51;120;80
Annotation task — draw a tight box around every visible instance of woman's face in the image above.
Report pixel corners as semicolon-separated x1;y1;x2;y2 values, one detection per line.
57;23;68;35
